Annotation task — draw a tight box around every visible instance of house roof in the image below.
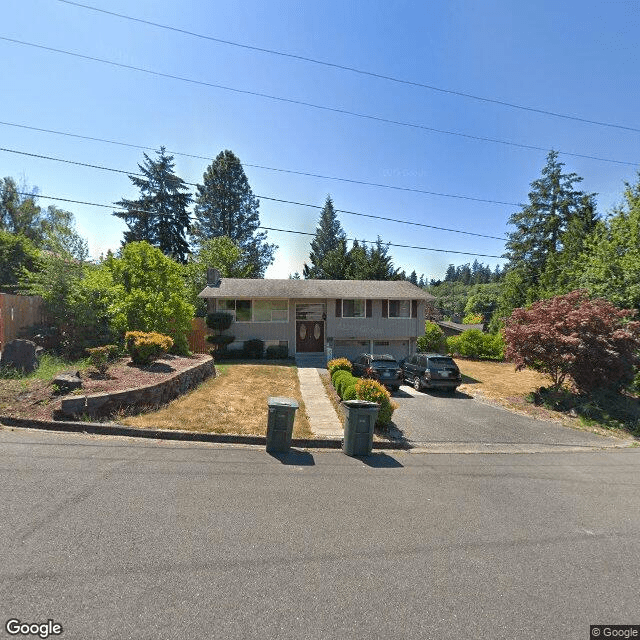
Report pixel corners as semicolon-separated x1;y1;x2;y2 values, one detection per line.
436;321;485;333
199;279;434;300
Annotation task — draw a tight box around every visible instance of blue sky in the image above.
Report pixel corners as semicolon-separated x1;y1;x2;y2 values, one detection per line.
1;0;638;280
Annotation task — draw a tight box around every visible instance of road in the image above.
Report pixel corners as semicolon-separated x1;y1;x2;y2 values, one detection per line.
1;427;639;640
391;384;623;449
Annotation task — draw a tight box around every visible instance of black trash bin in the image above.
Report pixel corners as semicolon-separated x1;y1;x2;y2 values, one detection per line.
342;400;379;456
266;397;299;453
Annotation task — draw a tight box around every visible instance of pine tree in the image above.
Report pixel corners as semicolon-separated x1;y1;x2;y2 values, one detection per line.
303;196;346;279
444;264;456;282
114;147;192;263
408;270;418;285
504;151;588;289
191;150;276;277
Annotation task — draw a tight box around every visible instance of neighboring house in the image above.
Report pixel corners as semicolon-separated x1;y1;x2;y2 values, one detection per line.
436;320;485;337
198;270;435;361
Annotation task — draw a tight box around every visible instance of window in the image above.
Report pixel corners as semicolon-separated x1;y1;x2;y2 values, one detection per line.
218;299;251;321
254;300;288;322
389;299;411;318
342;299;365;318
217;299;286;322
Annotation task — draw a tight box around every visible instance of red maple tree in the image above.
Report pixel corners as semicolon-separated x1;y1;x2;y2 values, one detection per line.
503;290;640;393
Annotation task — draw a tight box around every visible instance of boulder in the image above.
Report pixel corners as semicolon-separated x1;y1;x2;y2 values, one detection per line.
53;373;82;394
0;339;40;373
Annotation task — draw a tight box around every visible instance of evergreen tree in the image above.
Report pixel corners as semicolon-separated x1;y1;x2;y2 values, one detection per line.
497;150;594;321
114;147;192;263
539;193;598;296
408;270;418;285
346;238;402;280
504;151;589;291
444;264;456;282
303;196;346;279
191;150;276;277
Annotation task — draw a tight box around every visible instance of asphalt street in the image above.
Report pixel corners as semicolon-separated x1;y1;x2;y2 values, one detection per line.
1;427;639;640
391;384;622;448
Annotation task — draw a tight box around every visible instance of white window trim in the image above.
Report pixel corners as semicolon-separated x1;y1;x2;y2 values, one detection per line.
253;299;289;323
217;298;289;323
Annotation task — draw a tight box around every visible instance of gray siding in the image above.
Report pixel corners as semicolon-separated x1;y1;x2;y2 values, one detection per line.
208;297;425;357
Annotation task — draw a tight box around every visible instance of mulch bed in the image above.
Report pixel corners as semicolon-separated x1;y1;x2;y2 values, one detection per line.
0;354;211;422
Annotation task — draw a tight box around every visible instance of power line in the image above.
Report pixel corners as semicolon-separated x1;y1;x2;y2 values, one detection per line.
1;146;508;241
18;191;504;259
0;120;520;206
57;0;640;134
1;36;638;168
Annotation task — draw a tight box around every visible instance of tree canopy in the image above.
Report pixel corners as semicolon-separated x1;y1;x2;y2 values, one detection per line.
114;147;193;263
303;195;346;278
191;150;276;277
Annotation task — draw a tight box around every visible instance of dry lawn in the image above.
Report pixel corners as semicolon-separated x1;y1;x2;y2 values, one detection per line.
457;359;548;399
122;363;313;438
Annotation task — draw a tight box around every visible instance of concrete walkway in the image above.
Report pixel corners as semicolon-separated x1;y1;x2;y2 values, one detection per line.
296;367;343;438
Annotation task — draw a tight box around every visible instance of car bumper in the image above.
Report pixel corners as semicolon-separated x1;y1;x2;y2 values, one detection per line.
375;375;403;388
424;378;461;388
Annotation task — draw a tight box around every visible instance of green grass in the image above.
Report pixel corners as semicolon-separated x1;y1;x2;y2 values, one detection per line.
0;353;91;382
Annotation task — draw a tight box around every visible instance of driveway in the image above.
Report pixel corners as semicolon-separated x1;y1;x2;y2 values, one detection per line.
390;385;625;449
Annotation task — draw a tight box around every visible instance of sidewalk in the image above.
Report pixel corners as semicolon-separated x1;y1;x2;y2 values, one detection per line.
296;367;343;438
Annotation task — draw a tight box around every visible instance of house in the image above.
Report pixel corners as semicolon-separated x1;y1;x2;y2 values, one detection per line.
435;320;485;337
198;270;435;361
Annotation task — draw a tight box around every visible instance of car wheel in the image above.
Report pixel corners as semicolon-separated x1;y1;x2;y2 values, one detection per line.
413;376;421;391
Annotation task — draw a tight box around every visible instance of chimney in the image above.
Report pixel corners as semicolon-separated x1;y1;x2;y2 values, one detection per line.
207;268;221;287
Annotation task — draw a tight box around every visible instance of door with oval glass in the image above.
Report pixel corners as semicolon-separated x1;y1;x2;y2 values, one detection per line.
296;320;324;352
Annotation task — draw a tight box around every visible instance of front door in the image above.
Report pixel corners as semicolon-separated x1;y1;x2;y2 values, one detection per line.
296;320;324;352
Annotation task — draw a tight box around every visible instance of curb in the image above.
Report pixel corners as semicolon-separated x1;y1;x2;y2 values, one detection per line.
0;416;411;450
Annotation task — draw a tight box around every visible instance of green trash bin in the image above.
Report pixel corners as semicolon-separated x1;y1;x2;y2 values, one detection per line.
342;400;379;456
266;397;299;453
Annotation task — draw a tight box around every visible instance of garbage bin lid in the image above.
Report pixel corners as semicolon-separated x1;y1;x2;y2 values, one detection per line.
341;400;379;408
267;396;299;408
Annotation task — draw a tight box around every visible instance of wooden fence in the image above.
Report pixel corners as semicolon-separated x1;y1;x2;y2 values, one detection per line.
187;317;210;354
0;294;45;352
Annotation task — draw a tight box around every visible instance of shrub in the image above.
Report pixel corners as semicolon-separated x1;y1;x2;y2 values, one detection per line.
462;313;483;325
354;378;398;426
206;312;234;332
327;358;352;376
105;242;194;355
125;331;173;365
417;322;445;353
86;344;119;374
342;385;357;401
331;369;351;388
503;290;640;392
205;311;235;357
337;373;358;399
242;338;264;359
266;344;289;359
447;330;504;360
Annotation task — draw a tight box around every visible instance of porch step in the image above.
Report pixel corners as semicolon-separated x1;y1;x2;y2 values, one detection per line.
294;353;328;369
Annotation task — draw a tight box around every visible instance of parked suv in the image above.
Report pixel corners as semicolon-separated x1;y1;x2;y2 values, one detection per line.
401;353;462;392
351;353;403;392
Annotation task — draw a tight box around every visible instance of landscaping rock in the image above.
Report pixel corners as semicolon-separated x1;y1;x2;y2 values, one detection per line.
0;339;40;373
53;373;83;394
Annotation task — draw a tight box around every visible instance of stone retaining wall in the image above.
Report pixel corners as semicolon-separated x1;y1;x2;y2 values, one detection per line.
61;357;215;419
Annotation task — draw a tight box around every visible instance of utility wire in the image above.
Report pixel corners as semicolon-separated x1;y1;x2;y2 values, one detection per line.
1;36;637;168
57;0;640;134
18;191;504;259
0;120;520;206
2;146;508;241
